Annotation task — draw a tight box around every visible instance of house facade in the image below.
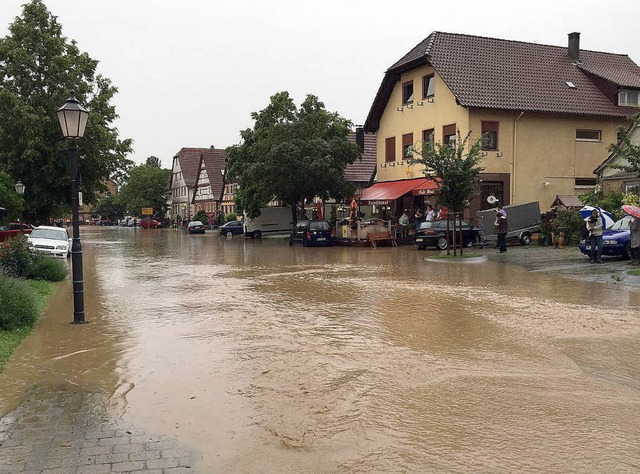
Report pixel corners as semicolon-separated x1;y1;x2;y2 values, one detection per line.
193;147;226;217
594;121;640;195
169;147;206;223
363;32;640;217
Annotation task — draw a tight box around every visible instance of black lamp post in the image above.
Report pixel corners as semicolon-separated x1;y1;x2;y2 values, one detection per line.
14;180;25;233
57;92;89;324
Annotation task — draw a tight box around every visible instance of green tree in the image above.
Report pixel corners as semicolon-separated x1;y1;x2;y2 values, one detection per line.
0;170;24;223
409;130;484;254
0;0;133;222
95;194;125;220
145;156;162;168
117;163;171;218
608;113;640;175
226;92;360;224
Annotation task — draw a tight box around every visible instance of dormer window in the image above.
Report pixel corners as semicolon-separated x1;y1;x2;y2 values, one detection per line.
618;89;640;106
402;81;414;104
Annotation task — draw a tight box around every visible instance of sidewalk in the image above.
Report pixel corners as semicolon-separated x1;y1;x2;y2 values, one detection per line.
0;384;193;473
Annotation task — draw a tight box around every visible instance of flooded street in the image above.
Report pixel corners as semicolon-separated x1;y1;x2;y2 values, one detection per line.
1;227;640;472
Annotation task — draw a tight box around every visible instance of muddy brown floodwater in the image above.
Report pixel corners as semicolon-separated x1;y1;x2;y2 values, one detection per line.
1;227;640;472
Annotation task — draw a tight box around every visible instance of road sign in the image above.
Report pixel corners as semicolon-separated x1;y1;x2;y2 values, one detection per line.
141;208;153;216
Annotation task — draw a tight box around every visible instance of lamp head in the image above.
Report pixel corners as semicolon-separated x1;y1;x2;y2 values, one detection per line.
57;91;89;139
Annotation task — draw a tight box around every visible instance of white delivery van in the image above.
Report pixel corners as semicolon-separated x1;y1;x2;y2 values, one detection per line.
244;206;294;239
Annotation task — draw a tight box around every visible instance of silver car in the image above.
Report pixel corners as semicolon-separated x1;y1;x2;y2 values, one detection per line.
27;226;72;258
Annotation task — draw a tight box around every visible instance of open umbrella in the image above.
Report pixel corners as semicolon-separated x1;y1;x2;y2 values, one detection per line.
622;204;640;219
579;205;615;229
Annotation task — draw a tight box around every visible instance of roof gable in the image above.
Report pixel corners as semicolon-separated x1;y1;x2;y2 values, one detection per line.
201;148;226;201
174;147;207;187
345;132;376;184
365;32;640;132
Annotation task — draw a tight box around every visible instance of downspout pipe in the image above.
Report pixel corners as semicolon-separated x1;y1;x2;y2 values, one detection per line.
511;112;524;204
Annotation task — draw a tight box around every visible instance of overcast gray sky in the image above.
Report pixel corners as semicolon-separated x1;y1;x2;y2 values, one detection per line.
2;0;639;168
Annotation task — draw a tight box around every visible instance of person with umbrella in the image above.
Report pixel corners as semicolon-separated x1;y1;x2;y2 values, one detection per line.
586;209;604;263
623;205;640;265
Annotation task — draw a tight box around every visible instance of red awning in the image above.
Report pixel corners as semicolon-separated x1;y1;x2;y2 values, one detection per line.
360;178;428;205
412;179;439;196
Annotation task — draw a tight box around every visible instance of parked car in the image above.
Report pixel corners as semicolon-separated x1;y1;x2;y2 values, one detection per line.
139;218;163;229
0;223;34;242
186;221;205;234
414;220;482;250
289;220;334;247
27;226;71;258
219;221;244;236
97;219;114;226
578;215;632;259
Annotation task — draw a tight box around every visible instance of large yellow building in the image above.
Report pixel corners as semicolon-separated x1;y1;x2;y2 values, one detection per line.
363;32;640;217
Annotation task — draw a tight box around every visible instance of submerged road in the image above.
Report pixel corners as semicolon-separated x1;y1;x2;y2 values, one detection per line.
1;227;639;472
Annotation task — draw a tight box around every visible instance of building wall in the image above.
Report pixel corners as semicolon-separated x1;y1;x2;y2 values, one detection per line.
375;64;626;210
376;66;470;183
507;114;620;209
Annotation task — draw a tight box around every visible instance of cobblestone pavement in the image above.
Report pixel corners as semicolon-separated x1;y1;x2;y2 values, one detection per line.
0;384;193;473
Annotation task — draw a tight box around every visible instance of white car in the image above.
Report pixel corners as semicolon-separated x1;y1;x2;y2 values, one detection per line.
27;226;72;258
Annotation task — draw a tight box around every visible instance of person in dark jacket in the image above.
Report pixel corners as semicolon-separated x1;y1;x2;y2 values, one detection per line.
495;208;508;253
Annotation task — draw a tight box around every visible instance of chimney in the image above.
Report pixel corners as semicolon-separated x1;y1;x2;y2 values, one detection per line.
568;32;580;61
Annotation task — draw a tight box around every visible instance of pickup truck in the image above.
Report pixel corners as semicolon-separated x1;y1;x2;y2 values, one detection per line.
0;223;34;242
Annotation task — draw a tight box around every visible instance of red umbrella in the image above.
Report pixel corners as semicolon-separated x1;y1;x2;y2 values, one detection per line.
622;204;640;219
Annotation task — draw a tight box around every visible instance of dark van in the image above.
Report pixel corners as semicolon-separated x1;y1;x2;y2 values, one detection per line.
289;220;333;247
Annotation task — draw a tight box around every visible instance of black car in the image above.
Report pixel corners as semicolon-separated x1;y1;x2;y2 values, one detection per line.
186;221;205;234
219;220;244;236
414;220;482;250
289;220;333;247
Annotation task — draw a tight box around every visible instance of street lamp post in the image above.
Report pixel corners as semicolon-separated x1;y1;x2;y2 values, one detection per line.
57;92;89;324
14;180;25;233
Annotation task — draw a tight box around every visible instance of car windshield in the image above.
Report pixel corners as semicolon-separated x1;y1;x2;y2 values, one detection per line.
310;221;331;231
189;221;203;226
226;221;241;226
30;229;67;240
609;215;632;231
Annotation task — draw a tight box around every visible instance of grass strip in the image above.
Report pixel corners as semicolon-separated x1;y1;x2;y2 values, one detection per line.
0;280;57;372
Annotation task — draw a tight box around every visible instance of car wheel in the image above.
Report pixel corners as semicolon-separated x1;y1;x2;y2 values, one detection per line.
254;231;262;239
436;237;448;250
417;246;425;250
520;232;532;245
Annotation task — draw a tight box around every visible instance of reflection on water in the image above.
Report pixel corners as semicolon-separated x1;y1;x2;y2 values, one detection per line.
2;227;639;472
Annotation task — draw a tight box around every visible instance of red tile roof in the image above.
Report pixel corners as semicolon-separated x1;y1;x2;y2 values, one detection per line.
174;147;207;187
365;32;640;132
345;132;376;185
201;148;226;201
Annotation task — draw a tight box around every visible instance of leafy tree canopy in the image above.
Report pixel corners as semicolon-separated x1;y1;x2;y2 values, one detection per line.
608;113;640;174
226;92;360;223
117;163;170;218
95;194;125;219
0;0;133;222
0;170;23;224
145;156;162;168
409;130;484;213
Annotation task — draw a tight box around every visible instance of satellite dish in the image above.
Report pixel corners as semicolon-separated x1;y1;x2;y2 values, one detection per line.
487;195;498;204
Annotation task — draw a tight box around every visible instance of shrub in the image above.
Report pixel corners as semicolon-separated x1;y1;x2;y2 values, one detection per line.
26;254;67;282
225;212;237;223
192;210;209;225
579;189;625;219
550;207;584;245
0;234;33;278
0;274;38;329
